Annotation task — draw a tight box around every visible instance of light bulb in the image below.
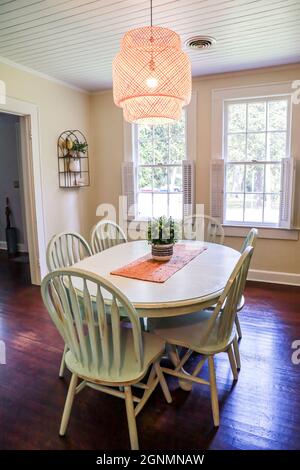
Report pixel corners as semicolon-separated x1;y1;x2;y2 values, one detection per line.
146;76;158;89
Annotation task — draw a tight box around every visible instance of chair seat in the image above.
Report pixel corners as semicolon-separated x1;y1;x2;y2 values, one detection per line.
65;327;165;385
148;310;236;356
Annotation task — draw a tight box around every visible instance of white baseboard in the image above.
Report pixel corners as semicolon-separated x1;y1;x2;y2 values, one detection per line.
248;269;300;286
0;241;27;253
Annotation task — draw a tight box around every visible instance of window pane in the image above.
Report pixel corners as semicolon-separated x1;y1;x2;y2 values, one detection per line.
138;139;153;164
153;125;169;140
169;194;182;219
228;103;246;132
138;167;152;191
138;125;152;141
153;167;167;192
227;134;246;161
169;138;185;163
168;166;182;192
265;164;281;193
247;132;266;161
226;164;244;192
153;139;168;164
267;132;286;160
137;193;152;218
248;101;266;131
225;193;244;222
264;194;280;224
245;164;264;193
244;194;263;222
170;116;185;139
268;100;287;131
153;193;168;217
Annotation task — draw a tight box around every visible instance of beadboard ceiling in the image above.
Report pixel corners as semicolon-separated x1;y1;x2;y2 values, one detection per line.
0;0;300;92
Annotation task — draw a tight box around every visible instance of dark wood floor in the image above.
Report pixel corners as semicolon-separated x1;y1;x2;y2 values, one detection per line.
0;251;300;450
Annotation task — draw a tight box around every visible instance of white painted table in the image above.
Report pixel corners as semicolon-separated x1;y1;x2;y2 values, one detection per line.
72;240;240;318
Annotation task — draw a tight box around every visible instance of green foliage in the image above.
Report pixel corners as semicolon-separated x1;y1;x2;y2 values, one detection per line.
137;115;185;193
73;141;88;154
147;216;178;245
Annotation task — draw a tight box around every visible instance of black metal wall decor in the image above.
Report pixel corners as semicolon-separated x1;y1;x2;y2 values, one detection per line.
57;130;90;188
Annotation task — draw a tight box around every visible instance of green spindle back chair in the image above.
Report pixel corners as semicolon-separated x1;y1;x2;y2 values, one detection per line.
149;247;253;428
234;228;258;341
91;220;127;254
41;268;171;450
46;231;92;377
183;214;225;245
46;231;92;271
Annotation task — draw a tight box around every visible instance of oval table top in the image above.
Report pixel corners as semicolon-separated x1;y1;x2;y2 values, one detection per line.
72;240;240;318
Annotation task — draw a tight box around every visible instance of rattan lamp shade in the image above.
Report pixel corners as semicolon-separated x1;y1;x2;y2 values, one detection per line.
113;26;192;124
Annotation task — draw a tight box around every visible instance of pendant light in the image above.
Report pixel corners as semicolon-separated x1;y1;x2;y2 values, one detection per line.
112;0;191;124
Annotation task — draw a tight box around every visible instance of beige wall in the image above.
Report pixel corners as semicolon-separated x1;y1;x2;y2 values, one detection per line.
91;64;300;275
0;62;95;245
1;60;299;277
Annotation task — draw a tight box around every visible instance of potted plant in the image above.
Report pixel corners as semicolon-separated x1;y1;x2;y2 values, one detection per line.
148;216;178;261
69;141;88;173
72;141;88;157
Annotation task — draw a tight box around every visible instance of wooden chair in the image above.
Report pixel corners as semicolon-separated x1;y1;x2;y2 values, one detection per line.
41;268;171;450
235;228;258;340
46;231;92;377
91;220;127;254
46;231;92;271
183;214;224;245
148;247;253;428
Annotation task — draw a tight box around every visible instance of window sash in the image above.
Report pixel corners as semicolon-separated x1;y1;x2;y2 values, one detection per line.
223;96;291;226
135;116;186;218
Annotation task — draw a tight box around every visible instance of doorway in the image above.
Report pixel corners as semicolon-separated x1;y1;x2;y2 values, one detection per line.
0;97;46;285
0;112;29;277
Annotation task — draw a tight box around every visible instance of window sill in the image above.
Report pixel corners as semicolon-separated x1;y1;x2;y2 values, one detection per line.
223;224;299;241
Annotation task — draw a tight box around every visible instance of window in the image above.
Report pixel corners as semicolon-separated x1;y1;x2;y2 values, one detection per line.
136;113;186;219
224;97;290;226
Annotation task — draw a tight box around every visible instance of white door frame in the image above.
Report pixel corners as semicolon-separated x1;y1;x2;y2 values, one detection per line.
0;96;46;285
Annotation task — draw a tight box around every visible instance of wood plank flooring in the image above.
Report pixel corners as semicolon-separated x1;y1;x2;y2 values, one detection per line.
0;251;300;450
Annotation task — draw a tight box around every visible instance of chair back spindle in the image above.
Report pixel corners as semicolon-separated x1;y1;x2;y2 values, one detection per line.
47;232;92;271
91;220;127;254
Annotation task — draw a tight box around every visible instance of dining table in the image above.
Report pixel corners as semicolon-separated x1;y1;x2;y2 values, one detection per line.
72;239;241;318
72;239;240;390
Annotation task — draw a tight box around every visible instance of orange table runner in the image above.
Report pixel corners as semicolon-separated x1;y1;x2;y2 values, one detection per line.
111;244;207;283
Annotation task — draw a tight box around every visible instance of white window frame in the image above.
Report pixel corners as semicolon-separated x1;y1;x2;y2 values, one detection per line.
123;92;197;221
223;95;291;228
211;82;299;240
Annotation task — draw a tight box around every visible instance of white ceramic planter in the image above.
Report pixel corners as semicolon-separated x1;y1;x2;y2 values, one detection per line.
69;157;80;173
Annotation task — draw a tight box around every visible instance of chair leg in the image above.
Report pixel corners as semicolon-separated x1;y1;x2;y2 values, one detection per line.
227;345;238;381
59;344;68;378
233;336;241;370
167;344;192;392
208;356;219;427
59;373;78;436
235;315;242;340
124;386;139;450
154;362;172;403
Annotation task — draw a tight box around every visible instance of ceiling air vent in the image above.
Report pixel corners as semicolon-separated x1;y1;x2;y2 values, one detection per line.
185;36;216;50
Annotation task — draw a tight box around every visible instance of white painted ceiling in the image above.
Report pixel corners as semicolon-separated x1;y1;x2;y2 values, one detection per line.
0;0;300;92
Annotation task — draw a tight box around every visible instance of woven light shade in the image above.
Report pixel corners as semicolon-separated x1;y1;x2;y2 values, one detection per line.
113;26;191;124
